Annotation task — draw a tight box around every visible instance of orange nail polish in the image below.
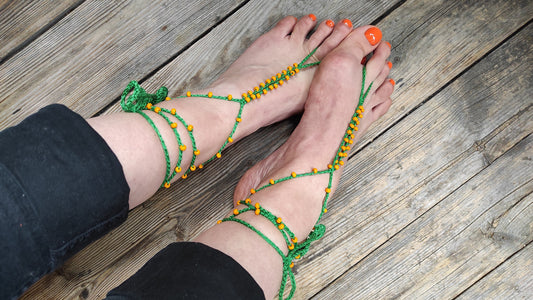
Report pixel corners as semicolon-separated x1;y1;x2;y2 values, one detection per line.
387;61;393;69
361;56;367;65
389;78;395;86
326;20;334;28
365;27;382;46
385;41;391;48
309;14;316;21
342;19;352;28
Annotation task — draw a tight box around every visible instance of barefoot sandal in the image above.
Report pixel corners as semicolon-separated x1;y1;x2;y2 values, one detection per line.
120;48;320;188
219;67;373;299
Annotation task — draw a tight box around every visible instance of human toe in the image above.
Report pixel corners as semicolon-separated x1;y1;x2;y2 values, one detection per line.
272;16;298;36
365;41;391;82
312;19;354;59
291;14;318;42
307;18;335;50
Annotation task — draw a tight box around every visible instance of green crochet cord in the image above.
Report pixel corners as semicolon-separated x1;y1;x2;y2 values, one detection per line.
221;67;372;300
121;48;320;188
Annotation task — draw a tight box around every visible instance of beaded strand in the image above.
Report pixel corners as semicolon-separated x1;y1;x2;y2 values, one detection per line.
220;67;373;300
120;48;320;188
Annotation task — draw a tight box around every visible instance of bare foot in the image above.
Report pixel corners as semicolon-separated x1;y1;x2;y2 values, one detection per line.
195;25;394;299
90;16;354;207
158;15;356;160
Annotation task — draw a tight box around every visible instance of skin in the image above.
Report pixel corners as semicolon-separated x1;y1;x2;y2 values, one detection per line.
90;15;393;299
196;25;393;298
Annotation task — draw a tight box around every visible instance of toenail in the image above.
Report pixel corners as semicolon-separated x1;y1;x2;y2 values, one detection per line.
326;20;334;28
361;56;367;65
308;14;316;21
342;19;352;28
365;27;382;46
387;61;393;69
385;41;392;48
389;78;395;86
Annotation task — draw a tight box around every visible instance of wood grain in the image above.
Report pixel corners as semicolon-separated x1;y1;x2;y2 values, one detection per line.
457;243;533;299
0;0;83;62
9;0;533;299
0;0;246;130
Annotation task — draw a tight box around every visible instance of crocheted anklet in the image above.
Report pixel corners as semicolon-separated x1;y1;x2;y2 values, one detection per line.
219;67;373;300
120;48;320;188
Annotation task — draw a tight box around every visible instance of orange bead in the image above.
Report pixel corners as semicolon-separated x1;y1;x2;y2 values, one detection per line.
288;244;294;250
154;107;161;113
269;179;275;185
164;182;170;188
278;224;285;230
245;198;251;204
186;91;191;97
328;164;333;169
312;168;318;174
233;209;239;215
207;92;213;98
217;220;222;224
190;166;196;171
325;188;331;193
179;145;187;151
255;203;260;209
279;80;284;85
182;174;187;179
175;166;181;172
194;149;200;155
170;123;177;128
198;164;203;169
255;208;260;215
165;96;171;101
334;165;339;170
170;108;176;115
228;137;233;143
290;262;294;268
216;152;222;158
291;172;297;178
146;103;153;109
236;117;242;122
187;125;194;131
251;189;256;194
276;218;282;224
227;94;232;100
323;208;328;213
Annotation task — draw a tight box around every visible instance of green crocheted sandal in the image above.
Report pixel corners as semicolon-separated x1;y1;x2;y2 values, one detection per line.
218;67;372;299
120;48;320;189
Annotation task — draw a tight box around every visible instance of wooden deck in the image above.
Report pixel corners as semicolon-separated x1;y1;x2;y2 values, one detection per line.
1;0;531;299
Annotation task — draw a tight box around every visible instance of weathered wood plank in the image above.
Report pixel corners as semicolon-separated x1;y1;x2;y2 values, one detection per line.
0;0;83;63
315;137;532;299
457;243;533;299
20;1;402;299
16;0;533;299
310;23;533;300
0;0;245;130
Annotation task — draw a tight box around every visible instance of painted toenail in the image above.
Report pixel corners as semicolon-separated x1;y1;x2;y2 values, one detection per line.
361;56;367;65
389;78;395;86
326;20;334;28
342;19;352;28
308;14;316;21
385;41;392;48
365;27;382;46
387;61;393;69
